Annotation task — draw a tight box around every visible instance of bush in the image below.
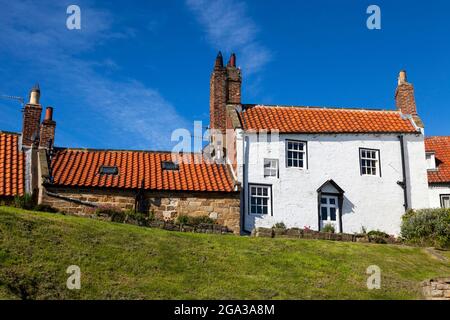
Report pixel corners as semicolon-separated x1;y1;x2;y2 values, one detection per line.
273;222;286;229
94;205;126;223
322;224;335;233
176;215;190;225
176;215;215;226
125;209;152;226
33;204;58;213
13;194;34;210
401;208;450;248
367;230;390;244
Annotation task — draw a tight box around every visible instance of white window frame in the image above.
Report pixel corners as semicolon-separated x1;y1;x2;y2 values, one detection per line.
248;184;272;215
286;140;307;169
441;195;450;209
426;152;437;171
359;148;381;176
264;158;279;178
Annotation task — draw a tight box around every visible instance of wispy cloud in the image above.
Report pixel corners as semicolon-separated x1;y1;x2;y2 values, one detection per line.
0;0;187;150
186;0;271;75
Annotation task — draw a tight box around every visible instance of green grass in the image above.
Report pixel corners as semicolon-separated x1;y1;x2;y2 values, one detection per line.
0;206;449;300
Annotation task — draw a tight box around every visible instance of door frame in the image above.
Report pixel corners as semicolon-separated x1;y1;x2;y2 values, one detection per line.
319;194;340;231
317;180;345;233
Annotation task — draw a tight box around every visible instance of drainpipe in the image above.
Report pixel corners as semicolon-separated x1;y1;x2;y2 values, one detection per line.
397;135;409;210
241;135;249;234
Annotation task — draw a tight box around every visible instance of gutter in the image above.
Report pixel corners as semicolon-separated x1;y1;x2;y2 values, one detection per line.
397;135;409;210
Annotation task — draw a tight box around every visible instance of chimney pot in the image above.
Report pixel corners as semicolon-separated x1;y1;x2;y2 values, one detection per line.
398;70;407;85
228;53;236;67
44;107;53;121
29;84;41;105
214;51;224;69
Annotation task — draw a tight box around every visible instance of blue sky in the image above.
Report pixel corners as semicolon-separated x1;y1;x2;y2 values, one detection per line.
0;0;449;150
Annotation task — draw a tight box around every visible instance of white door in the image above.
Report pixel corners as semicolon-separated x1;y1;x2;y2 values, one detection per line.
320;195;339;232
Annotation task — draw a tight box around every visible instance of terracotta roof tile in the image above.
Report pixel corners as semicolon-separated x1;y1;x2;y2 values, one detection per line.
0;132;25;197
50;149;236;193
239;105;418;134
425;136;450;184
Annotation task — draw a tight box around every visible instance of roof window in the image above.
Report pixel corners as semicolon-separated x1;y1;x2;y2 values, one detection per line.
162;161;179;171
99;166;119;175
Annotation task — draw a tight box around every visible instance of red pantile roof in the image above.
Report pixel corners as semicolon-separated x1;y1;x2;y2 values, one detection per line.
0;132;25;197
239;105;418;134
50;149;236;192
425;136;450;184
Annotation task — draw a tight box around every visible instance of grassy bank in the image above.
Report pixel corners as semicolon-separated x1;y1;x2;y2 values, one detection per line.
0;206;449;299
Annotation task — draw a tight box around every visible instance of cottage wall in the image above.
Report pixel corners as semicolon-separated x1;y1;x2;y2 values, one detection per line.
42;187;241;234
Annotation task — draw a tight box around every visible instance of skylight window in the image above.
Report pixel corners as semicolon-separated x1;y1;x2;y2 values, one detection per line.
162;161;179;171
99;166;119;175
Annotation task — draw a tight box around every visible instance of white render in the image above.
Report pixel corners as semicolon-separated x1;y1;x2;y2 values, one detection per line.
236;132;430;235
428;184;450;208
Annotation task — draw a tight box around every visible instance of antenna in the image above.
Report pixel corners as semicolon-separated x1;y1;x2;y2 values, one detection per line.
0;94;25;106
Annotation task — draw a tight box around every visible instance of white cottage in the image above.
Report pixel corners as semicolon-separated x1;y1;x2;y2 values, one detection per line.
209;53;429;235
425;136;450;209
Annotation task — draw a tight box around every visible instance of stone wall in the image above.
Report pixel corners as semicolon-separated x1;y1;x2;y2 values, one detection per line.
421;277;450;300
42;187;241;234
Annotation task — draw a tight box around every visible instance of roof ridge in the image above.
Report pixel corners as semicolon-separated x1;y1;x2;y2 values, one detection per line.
244;104;399;113
54;147;203;155
0;130;21;136
425;136;450;139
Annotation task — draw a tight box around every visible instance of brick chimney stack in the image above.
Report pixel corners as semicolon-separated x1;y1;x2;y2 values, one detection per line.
39;106;56;149
210;52;242;130
395;70;417;115
22;84;43;147
226;53;241;105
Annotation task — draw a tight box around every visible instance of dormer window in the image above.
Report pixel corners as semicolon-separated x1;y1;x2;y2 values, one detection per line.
162;161;179;171
99;166;118;175
426;152;437;171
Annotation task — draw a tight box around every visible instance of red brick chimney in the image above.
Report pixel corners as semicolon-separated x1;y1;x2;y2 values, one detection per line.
210;52;242;130
39;106;56;149
395;70;417;115
226;53;241;105
22;85;43;147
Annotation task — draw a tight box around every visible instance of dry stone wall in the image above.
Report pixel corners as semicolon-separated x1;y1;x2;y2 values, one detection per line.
42;187;241;234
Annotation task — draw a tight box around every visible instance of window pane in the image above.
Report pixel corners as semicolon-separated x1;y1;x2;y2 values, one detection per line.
321;207;328;220
251;187;256;195
321;198;327;204
329;198;336;205
330;208;337;221
443;197;450;208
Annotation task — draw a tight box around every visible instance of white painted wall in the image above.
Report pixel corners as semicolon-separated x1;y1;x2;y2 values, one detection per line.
238;133;429;235
428;184;450;208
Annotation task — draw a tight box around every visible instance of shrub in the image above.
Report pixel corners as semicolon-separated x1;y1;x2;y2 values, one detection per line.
94;205;126;223
401;208;450;248
367;230;390;244
33;204;58;213
125;209;151;226
13;194;34;210
273;222;286;229
176;215;190;225
176;215;215;226
322;224;335;233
